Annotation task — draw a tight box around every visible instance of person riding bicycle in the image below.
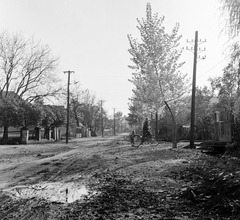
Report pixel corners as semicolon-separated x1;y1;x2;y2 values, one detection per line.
141;117;151;144
130;130;135;147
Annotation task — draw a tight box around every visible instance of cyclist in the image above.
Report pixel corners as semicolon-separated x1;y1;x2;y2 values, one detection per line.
130;130;135;147
141;117;152;144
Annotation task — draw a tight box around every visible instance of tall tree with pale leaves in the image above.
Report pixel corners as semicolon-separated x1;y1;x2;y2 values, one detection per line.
220;0;240;37
128;3;188;148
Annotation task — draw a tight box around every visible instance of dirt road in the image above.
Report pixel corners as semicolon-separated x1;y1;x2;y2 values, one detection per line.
0;136;113;188
0;135;193;190
1;135;237;219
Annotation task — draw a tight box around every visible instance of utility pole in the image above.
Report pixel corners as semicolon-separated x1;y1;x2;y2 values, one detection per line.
155;111;158;141
187;31;206;148
100;100;104;137
64;70;74;144
190;31;198;149
113;108;116;136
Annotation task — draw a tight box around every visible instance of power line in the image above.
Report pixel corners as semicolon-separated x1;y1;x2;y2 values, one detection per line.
197;54;231;79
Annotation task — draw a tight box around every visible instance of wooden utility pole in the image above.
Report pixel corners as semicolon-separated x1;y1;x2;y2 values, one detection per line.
113;108;116;136
187;32;206;148
190;31;198;149
101;100;104;137
64;70;74;144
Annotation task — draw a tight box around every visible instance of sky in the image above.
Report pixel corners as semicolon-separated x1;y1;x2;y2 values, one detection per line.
0;0;231;115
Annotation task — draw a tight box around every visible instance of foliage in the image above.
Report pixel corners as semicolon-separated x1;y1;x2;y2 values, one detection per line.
41;105;66;129
0;94;42;129
0;93;42;142
0;31;60;142
155;87;216;141
18;101;42;128
127;3;188;147
194;87;216;140
0;95;20;128
113;111;123;133
220;0;240;37
127;100;146;129
210;63;238;112
128;3;187;109
210;57;240;142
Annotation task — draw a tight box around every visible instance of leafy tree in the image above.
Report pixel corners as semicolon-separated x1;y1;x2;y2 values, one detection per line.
0;92;42;143
220;0;240;37
41;105;66;138
115;111;123;131
210;63;238;112
194;87;215;140
18;101;42;128
0;94;19;143
127;3;188;147
210;59;240;142
127;99;147;130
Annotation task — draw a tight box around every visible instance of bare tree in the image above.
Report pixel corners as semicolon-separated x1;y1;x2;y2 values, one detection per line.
70;86;104;136
0;31;60;142
0;31;60;101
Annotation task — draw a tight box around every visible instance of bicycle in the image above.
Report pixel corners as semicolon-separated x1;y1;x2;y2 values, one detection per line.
130;130;158;147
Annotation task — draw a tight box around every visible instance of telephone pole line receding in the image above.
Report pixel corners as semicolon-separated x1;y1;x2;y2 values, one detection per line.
64;70;74;144
187;31;206;149
100;100;104;137
113;108;116;136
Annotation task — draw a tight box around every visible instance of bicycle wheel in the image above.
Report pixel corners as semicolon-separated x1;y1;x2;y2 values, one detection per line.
132;135;142;147
143;132;152;145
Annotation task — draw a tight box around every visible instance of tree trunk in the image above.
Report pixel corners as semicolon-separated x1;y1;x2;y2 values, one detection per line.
73;107;80;127
155;111;158;141
3;125;9;144
164;101;177;148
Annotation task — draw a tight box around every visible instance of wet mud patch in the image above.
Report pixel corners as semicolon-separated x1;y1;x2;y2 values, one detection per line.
3;181;91;204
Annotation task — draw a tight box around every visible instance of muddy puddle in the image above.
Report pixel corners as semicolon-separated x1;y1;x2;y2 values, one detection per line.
3;182;92;203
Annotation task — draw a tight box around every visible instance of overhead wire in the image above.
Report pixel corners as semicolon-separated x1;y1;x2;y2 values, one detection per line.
196;54;231;79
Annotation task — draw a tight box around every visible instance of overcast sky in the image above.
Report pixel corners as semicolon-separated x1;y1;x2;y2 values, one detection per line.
0;0;229;115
